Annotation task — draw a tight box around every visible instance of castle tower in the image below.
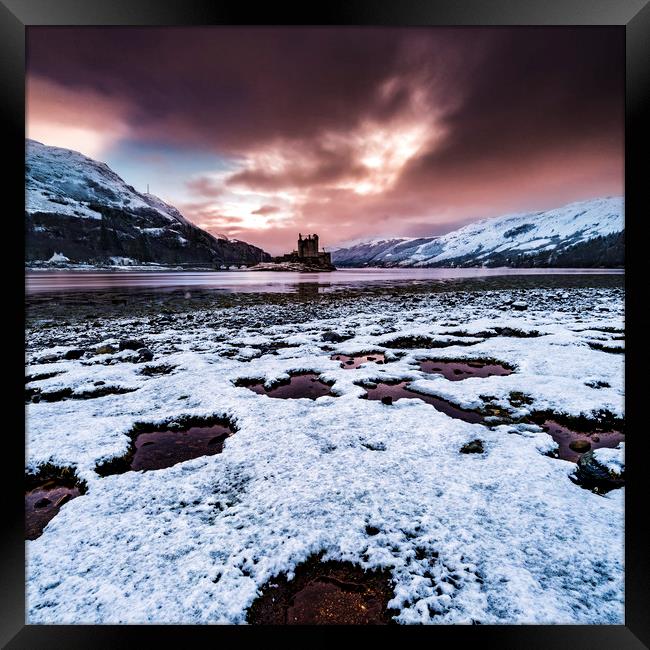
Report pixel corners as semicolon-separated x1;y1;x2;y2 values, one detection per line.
274;232;333;268
301;234;316;258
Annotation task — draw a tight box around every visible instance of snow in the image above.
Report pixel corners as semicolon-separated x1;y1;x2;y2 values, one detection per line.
592;444;625;476
25;139;191;227
142;192;192;227
421;198;622;265
28;187;103;220
333;197;623;266
512;238;553;251
47;252;70;263
109;257;137;266
24;140;271;267
25;283;624;624
331;236;416;251
139;227;166;237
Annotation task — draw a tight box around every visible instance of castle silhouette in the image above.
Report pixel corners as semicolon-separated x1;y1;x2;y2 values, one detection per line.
273;233;334;269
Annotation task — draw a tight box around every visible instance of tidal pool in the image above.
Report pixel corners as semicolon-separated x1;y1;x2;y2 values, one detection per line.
331;353;386;369
96;421;235;475
363;381;485;424
419;359;513;381
25;480;82;540
238;373;334;399
541;419;624;463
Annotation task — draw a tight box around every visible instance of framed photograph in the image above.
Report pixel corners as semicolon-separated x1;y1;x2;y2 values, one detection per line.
3;0;648;646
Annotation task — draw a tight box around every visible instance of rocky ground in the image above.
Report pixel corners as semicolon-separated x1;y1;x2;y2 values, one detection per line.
25;274;625;624
247;261;336;272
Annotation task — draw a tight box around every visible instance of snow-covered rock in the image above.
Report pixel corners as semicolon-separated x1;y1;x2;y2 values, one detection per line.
592;444;625;476
47;252;70;263
574;444;625;491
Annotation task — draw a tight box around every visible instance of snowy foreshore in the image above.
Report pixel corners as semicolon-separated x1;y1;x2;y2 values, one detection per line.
25;277;624;624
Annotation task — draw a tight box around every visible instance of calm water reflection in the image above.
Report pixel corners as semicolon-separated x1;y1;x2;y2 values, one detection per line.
25;267;623;295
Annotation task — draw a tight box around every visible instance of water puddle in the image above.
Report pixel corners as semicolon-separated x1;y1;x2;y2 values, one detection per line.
541;419;624;463
27;385;137;403
362;381;484;424
331;353;386;369
96;419;235;475
247;558;396;625
25;470;85;540
419;359;513;381
237;373;333;399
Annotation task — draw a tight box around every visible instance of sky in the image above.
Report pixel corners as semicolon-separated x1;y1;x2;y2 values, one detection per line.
26;27;624;255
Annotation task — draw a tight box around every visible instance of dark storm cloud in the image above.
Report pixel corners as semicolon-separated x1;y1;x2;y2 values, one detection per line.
27;26;622;165
185;176;224;198
228;141;367;191
27;27;414;153
397;28;624;190
27;26;623;252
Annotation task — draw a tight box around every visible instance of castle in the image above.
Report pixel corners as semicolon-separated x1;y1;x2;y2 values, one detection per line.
273;233;335;269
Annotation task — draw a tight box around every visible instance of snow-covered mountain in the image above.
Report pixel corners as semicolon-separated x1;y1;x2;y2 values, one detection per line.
332;197;624;268
25;139;271;267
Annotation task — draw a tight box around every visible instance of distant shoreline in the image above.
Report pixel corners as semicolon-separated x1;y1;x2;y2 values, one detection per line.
25;265;624;273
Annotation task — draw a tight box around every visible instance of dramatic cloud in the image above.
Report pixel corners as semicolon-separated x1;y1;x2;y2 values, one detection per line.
185;177;225;199
26;27;623;254
26;76;131;158
252;205;281;215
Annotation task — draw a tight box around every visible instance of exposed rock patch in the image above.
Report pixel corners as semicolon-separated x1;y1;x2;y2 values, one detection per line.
247;556;397;625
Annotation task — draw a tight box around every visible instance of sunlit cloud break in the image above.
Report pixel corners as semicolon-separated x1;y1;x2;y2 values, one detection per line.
26;27;623;254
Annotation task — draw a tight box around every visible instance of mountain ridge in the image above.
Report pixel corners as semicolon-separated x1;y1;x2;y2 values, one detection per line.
331;197;624;268
25;139;271;268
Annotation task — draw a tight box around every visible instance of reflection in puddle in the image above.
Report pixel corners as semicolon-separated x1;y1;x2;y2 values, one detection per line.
130;424;233;471
419;359;513;381
542;419;624;463
247;558;396;625
331;353;385;369
25;480;82;540
97;420;235;475
363;381;484;424
28;385;137;403
239;373;333;399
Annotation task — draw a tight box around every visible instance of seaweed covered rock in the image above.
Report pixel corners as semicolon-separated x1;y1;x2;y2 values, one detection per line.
460;439;484;454
573;445;625;492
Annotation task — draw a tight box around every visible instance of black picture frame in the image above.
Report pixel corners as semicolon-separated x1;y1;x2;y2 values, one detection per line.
3;1;648;646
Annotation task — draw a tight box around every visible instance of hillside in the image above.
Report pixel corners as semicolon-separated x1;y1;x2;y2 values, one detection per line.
331;197;624;268
25;140;271;268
